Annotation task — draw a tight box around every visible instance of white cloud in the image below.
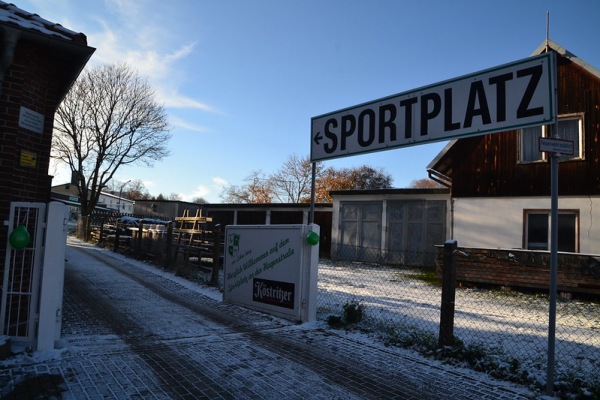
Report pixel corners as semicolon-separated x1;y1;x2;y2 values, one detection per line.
49;160;72;185
105;0;141;18
179;185;210;202
77;3;218;115
179;178;229;203
143;180;156;189
158;89;219;112
212;177;229;189
169;117;211;133
193;185;210;198
166;42;196;64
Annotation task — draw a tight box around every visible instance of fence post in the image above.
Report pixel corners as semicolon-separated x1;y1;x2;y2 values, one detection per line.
210;224;221;286
164;222;173;269
114;222;121;252
135;220;143;258
98;219;105;244
439;240;457;347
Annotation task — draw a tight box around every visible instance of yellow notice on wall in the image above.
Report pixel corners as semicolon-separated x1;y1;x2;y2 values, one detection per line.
20;150;37;167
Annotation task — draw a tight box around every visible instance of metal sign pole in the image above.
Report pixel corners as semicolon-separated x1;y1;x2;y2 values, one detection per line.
309;162;316;224
546;151;558;395
546;13;558;395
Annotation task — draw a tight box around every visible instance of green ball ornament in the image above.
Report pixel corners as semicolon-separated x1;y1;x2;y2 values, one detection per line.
9;225;30;250
306;231;320;246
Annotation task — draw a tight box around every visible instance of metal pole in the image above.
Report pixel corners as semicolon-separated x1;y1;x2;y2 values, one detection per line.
118;179;131;212
546;13;559;394
547;152;558;395
439;240;457;347
309;162;316;224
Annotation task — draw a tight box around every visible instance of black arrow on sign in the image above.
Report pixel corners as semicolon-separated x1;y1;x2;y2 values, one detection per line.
313;131;323;145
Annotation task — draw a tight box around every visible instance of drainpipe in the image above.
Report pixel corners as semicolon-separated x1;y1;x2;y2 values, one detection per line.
427;168;454;239
0;27;20;98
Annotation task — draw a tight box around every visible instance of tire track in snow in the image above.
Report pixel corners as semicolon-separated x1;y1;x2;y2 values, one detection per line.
64;245;236;398
63;243;534;400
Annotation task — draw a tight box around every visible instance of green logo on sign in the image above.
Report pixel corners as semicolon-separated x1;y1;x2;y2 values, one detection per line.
228;233;240;257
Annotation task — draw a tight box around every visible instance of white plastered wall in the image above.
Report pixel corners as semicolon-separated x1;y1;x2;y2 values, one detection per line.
452;196;600;254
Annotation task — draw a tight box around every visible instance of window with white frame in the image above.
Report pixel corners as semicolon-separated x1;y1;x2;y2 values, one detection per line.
524;210;578;252
520;114;584;163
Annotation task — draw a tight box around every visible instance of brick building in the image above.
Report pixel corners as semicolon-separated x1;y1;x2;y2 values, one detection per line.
1;2;94;347
0;3;94;262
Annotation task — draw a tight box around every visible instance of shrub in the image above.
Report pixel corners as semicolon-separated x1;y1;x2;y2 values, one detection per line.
343;301;364;324
326;300;365;328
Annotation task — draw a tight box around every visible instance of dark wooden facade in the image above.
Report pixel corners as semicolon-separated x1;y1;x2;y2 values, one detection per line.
430;41;600;197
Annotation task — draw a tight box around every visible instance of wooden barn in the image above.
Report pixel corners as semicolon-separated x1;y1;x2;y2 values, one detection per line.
428;40;600;294
429;39;600;254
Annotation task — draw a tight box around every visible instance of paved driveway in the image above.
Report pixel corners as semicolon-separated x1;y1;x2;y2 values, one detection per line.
0;239;537;399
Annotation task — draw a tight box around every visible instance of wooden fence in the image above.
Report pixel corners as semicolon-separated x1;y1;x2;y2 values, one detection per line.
91;215;222;286
435;245;600;297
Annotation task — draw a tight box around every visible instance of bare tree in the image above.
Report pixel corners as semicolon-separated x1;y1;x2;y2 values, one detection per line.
268;156;392;203
314;165;393;202
270;154;320;203
52;63;170;238
220;170;273;203
125;179;151;200
220;155;321;204
349;165;393;189
219;153;394;204
167;193;183;201
409;178;445;188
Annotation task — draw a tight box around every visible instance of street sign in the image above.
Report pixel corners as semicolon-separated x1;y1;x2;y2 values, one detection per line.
311;52;556;162
539;137;574;155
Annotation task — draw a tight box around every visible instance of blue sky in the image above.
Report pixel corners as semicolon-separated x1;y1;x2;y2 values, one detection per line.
22;0;600;202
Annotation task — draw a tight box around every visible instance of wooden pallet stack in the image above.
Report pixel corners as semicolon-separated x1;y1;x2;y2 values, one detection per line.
172;209;213;266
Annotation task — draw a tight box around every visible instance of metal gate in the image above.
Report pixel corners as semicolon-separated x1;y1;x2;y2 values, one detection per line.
386;200;446;266
338;201;382;262
1;202;46;345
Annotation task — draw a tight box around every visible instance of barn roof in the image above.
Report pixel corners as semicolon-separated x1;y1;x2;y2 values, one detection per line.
533;39;600;80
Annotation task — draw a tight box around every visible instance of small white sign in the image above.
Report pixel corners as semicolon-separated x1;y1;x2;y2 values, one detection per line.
539;137;574;155
19;106;45;134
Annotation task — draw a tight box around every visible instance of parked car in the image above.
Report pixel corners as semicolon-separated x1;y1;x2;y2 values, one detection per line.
117;216;171;235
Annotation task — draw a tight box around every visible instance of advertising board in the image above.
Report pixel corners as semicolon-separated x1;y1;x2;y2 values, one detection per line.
223;224;319;322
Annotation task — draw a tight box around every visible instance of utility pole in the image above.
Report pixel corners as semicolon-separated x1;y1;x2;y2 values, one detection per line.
117;180;131;212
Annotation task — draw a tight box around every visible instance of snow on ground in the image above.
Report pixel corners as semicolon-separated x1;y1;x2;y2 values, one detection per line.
2;237;545;399
316;259;600;392
1;237;597;398
81;237;599;391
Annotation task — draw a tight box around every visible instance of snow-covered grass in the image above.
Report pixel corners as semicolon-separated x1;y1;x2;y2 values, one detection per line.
316;259;600;398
